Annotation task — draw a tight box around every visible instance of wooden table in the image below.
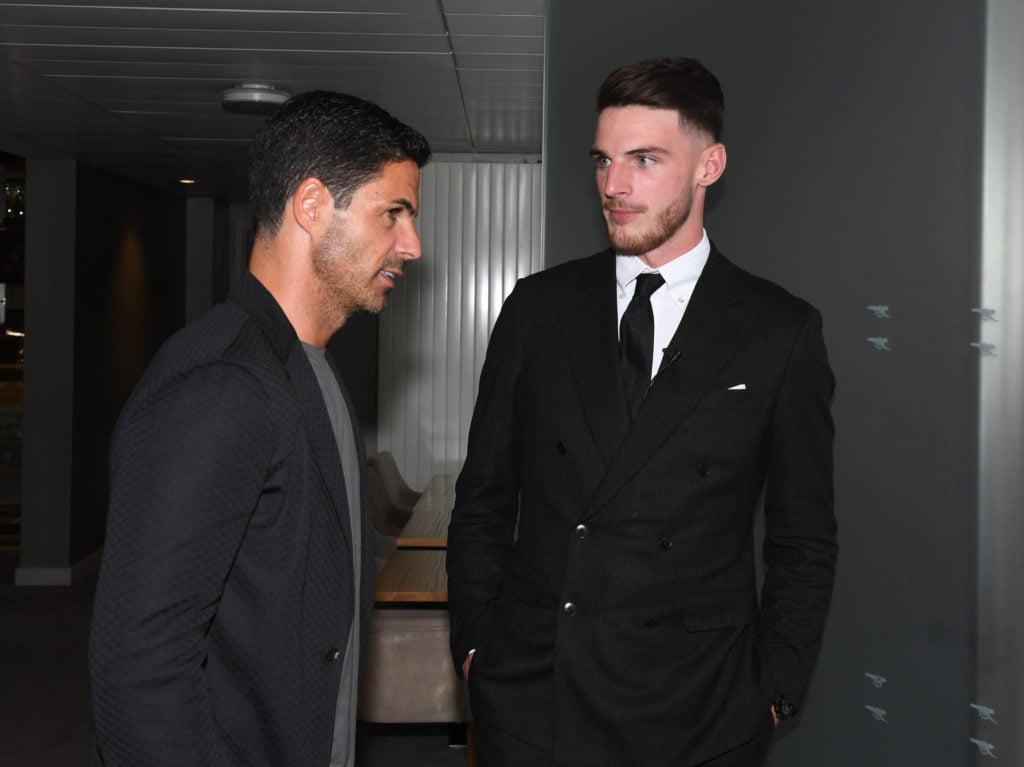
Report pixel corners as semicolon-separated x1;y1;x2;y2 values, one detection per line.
373;549;448;604
396;473;455;549
375;474;455;602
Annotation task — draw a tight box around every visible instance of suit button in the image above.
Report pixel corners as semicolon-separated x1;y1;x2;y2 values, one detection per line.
645;616;660;628
696;462;711;478
322;647;341;664
658;537;672;550
575;524;588;539
556;441;568;455
563;602;577;616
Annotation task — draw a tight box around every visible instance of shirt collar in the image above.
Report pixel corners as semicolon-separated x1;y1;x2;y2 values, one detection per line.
615;230;711;296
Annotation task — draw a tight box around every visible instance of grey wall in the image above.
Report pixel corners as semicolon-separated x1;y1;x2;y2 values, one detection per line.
545;1;985;764
18;144;76;578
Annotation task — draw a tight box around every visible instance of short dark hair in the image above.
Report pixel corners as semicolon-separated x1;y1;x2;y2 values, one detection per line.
597;57;724;142
248;90;431;237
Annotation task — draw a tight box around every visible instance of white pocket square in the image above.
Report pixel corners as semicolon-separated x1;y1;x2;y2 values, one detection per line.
727;383;746;390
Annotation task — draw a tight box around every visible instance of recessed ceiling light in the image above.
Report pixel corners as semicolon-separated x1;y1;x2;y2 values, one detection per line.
178;178;196;185
221;83;292;116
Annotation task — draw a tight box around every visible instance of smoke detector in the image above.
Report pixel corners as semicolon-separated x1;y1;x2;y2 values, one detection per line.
221;83;292;115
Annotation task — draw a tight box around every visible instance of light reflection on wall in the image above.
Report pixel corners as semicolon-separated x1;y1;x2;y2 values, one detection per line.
107;226;155;401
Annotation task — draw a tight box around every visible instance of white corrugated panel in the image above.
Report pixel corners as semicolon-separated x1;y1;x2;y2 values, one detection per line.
977;0;1024;761
378;160;543;488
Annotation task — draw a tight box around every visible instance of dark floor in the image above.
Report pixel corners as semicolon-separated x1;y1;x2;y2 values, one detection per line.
0;549;468;767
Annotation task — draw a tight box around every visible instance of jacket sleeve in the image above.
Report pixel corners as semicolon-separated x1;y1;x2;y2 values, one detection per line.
89;361;273;766
446;283;526;674
757;307;838;709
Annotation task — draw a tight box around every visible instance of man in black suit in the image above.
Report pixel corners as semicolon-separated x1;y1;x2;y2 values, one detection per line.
89;91;430;766
447;58;836;766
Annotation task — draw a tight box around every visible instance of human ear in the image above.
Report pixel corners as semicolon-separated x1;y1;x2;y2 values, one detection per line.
290;177;332;236
697;143;727;188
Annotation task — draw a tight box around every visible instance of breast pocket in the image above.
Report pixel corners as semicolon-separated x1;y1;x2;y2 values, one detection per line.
694;389;764;411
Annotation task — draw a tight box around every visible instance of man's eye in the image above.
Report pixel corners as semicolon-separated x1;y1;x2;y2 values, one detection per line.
594;156;611;168
637;156;654;167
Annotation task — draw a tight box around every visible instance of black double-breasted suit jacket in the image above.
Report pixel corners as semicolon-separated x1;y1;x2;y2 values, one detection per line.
89;273;374;766
447;247;837;766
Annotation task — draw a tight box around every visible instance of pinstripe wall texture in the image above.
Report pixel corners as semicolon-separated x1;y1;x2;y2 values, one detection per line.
378;161;543;488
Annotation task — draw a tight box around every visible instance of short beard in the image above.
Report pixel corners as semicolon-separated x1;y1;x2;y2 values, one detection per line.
606;191;692;256
311;218;378;328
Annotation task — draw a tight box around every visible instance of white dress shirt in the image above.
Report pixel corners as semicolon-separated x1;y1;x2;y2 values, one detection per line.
615;230;711;377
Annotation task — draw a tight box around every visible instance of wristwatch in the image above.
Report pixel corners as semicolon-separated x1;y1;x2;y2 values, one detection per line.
773;694;797;720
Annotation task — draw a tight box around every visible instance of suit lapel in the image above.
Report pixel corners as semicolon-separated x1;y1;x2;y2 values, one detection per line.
231;272;354;552
558;250;633;465
583;249;764;518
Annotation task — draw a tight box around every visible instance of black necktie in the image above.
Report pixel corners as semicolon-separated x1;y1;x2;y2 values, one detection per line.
620;272;664;418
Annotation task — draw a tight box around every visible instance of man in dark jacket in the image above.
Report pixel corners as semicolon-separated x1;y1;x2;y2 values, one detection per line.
447;57;836;766
89;91;430;766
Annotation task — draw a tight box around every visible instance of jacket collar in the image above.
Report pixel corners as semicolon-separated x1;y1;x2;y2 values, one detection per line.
226;271;299;366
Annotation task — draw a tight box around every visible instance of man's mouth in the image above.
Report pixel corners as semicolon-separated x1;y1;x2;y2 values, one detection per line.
605;206;642;224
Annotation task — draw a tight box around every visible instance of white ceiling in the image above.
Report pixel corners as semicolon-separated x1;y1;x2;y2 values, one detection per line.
0;0;544;201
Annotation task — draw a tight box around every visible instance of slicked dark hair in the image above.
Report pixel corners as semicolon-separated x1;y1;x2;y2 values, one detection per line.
248;90;431;237
597;57;724;142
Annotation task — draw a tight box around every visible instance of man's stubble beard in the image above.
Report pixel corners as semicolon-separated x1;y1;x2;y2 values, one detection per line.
606;190;693;256
312;219;385;329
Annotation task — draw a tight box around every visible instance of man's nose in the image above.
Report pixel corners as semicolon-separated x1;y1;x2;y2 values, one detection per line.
399;222;422;261
601;163;630;198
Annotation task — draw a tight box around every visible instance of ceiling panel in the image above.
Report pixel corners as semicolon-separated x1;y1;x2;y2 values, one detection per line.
445;14;545;37
443;0;543;13
2;45;456;69
2;28;453;54
450;34;544;56
26;60;465;88
0;7;448;35
4;0;444;12
0;0;545;200
456;52;543;70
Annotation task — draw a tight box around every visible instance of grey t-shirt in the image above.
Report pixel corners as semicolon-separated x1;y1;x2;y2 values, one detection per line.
303;343;362;767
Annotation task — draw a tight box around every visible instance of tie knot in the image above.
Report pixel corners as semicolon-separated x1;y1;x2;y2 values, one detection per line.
633;272;664;301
